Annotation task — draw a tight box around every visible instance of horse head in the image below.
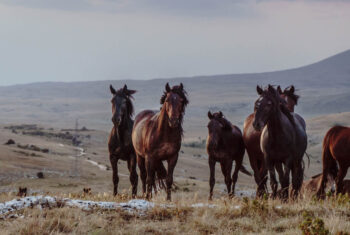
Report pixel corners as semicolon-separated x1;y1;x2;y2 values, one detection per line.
160;83;188;128
110;84;136;127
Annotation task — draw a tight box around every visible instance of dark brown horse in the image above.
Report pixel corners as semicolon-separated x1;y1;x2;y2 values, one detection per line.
316;126;350;198
108;84;138;197
206;111;251;200
132;83;188;201
278;85;306;130
243;85;301;197
253;85;307;199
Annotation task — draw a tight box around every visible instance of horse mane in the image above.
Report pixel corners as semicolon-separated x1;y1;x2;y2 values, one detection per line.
283;86;300;105
212;112;232;131
115;88;135;118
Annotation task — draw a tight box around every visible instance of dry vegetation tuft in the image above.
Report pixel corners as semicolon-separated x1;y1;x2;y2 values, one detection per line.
1;192;350;235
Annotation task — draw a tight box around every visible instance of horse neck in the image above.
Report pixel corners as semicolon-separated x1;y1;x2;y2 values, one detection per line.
266;107;284;138
287;101;295;112
115;114;133;141
156;107;182;140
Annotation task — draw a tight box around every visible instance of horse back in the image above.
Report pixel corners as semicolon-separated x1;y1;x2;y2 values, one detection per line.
325;126;350;162
134;110;156;127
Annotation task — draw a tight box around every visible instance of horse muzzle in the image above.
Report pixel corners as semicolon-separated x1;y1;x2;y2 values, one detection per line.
253;121;263;131
112;116;121;126
169;118;180;128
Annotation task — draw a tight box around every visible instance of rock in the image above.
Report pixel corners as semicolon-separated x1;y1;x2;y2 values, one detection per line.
4;139;15;145
37;172;44;179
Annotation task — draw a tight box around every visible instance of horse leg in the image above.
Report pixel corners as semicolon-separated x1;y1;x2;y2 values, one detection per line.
110;155;119;196
291;161;303;200
259;161;268;197
267;160;278;199
248;153;262;196
145;157;156;200
208;158;216;200
220;160;233;197
280;164;291;201
232;157;243;197
137;155;147;196
127;155;138;198
275;162;284;190
335;166;347;195
166;155;178;201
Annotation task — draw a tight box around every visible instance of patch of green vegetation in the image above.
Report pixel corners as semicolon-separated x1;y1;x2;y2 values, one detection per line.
299;211;329;235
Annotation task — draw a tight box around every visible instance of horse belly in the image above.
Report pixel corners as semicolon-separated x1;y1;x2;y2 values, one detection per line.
260;127;294;161
210;152;230;162
132;118;147;156
331;134;350;163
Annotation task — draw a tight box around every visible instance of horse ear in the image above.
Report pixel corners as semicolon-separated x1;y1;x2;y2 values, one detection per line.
165;83;171;92
256;85;263;95
290;85;295;93
268;84;275;93
219;111;223;118
180;83;184;90
277;86;282;94
208;111;213;119
123;84;128;93
110;85;116;95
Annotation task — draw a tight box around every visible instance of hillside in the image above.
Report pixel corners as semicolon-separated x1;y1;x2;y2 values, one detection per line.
0;49;349;140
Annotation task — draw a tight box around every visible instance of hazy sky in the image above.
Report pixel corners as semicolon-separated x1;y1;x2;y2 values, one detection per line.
0;0;349;85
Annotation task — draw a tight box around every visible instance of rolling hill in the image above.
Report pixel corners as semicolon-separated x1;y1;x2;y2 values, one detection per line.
0;49;349;140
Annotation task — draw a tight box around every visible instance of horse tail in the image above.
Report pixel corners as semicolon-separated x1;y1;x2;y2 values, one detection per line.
304;152;311;168
239;164;252;176
155;161;167;190
322;127;340;179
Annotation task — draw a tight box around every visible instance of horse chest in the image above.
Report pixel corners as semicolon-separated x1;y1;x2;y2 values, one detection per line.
151;142;180;159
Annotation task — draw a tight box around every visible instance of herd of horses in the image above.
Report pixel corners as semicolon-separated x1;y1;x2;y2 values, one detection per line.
108;83;350;201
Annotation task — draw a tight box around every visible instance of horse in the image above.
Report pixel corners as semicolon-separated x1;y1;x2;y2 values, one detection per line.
300;173;334;197
316;126;350;198
206;111;251;200
132;83;188;201
108;84;138;197
243;85;301;197
253;85;307;200
278;85;306;130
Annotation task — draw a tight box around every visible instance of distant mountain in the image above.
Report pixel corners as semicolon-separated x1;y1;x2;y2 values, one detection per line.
0;49;349;139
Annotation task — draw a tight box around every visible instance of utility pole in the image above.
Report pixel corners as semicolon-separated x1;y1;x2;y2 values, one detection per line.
71;118;80;177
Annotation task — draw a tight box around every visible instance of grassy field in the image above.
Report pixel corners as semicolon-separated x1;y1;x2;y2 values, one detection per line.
1;192;350;234
0;111;350;234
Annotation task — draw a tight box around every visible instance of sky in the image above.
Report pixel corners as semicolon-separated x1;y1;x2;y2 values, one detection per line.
0;0;349;86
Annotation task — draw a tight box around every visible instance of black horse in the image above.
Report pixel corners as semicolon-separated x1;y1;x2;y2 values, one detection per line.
253;85;307;200
108;84;138;197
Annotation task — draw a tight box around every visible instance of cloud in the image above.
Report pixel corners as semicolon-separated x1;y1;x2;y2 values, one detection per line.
1;0;349;18
0;0;261;18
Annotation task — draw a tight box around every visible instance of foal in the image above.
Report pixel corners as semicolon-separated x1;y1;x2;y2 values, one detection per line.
108;85;138;197
207;111;251;200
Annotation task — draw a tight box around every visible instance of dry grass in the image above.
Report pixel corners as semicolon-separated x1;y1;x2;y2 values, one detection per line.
1;192;350;235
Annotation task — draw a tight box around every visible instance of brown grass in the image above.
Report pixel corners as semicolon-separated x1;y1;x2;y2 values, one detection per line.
1;192;349;235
